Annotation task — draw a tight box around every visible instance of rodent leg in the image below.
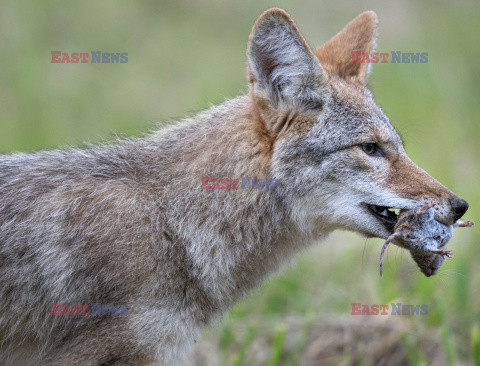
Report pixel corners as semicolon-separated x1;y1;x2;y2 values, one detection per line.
454;220;474;228
429;248;453;259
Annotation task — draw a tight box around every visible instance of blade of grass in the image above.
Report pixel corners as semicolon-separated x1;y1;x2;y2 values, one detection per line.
438;300;456;366
283;313;315;366
234;323;256;366
472;324;480;366
267;323;286;366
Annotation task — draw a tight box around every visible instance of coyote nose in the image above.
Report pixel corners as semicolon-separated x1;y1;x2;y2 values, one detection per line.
450;196;469;221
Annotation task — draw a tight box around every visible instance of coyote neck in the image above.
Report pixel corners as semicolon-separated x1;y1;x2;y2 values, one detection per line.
150;96;318;314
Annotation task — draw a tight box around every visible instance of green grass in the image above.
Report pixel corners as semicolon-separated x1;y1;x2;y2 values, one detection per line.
402;330;427;366
232;324;257;366
472;324;480;366
1;0;479;364
267;324;286;366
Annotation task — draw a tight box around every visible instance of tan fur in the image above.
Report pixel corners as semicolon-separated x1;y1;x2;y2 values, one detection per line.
387;160;451;199
315;11;378;84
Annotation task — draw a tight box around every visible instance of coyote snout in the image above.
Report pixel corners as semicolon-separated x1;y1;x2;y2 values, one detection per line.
386;155;468;226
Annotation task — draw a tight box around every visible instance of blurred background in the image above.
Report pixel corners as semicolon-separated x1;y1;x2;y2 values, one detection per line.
0;0;479;365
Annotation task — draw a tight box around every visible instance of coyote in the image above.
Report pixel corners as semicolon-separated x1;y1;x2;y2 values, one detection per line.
0;8;468;366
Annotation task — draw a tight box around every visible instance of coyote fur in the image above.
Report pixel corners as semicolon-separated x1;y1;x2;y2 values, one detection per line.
0;8;468;366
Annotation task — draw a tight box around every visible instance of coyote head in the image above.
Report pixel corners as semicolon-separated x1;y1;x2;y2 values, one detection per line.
246;9;468;239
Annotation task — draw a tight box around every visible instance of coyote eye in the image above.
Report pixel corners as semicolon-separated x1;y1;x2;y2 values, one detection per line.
361;143;378;155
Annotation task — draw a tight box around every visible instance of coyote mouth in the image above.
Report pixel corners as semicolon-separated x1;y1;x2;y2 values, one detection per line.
366;204;399;231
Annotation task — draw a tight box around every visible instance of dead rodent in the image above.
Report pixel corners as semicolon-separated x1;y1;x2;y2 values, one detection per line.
380;201;473;277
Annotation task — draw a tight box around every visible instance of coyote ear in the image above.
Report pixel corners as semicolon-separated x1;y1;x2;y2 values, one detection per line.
247;9;327;110
314;11;378;84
